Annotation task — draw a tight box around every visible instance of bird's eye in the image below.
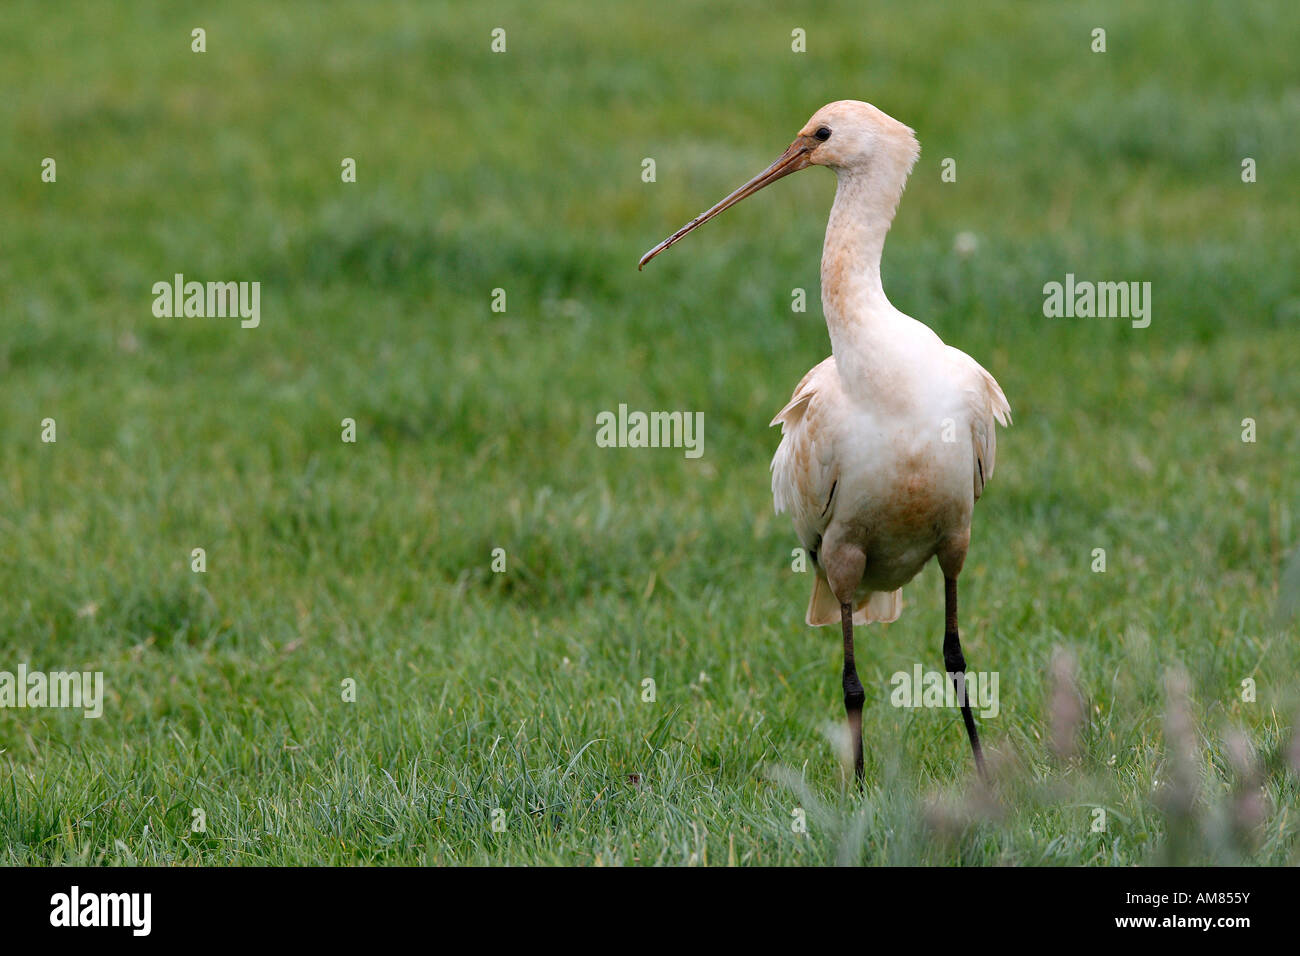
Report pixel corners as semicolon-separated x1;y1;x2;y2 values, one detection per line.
814;126;832;142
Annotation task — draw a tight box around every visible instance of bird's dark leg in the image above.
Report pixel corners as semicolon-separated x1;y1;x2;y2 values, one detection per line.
944;575;987;780
841;601;865;785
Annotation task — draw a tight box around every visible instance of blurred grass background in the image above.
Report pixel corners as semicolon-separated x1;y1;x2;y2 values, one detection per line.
0;0;1297;864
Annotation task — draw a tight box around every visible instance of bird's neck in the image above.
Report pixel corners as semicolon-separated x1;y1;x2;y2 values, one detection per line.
820;167;905;385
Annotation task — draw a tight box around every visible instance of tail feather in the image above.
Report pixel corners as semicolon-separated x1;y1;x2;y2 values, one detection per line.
806;574;903;627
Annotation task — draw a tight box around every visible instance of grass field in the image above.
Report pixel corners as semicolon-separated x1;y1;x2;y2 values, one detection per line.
1;0;1298;865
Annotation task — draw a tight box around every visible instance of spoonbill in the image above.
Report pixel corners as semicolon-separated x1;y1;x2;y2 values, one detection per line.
639;101;1010;782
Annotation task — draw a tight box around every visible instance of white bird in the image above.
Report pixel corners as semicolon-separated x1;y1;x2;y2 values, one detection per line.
640;100;1011;781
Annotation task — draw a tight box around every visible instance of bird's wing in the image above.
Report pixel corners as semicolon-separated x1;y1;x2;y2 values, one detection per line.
769;357;841;553
945;346;1012;501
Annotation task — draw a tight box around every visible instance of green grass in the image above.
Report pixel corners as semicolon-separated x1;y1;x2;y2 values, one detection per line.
1;0;1297;865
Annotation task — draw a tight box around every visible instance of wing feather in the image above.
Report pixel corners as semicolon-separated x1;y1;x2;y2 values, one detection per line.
945;347;1012;501
770;357;840;554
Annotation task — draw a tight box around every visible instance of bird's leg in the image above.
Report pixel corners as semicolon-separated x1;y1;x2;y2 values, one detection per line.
944;575;987;780
841;601;866;785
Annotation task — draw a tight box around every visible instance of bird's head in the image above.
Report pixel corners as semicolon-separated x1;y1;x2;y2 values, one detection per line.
797;100;919;174
639;100;919;269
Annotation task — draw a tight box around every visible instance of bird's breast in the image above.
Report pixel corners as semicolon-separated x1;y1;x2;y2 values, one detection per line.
827;420;973;589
